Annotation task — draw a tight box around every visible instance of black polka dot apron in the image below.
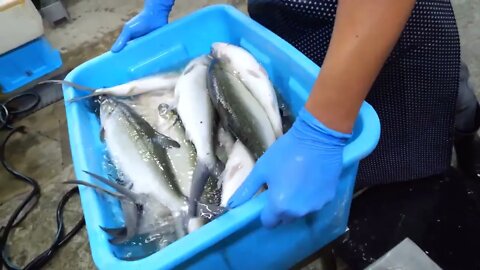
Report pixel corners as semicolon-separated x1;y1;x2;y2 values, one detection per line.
248;0;461;187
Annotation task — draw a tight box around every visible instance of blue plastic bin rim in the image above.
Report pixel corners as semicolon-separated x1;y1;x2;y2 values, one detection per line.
63;4;381;269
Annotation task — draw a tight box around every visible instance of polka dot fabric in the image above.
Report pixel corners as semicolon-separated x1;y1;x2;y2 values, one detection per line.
248;0;461;186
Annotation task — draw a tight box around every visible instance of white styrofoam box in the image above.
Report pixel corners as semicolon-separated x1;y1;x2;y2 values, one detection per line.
0;0;44;54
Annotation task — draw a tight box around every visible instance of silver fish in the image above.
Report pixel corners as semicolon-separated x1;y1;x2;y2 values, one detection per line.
124;90;196;198
207;59;276;159
40;72;180;102
99;97;185;209
123;93;227;233
175;55;226;226
69;97;187;244
211;42;283;138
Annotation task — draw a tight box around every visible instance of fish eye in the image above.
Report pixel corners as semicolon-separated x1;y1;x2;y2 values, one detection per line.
158;103;170;115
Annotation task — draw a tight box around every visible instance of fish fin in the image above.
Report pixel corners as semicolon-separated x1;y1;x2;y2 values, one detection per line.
126;86;138;96
37;79;97;92
171;212;187;238
187;161;211;217
120;200;141;244
246;69;261;78
82;170;142;203
182;64;196;75
187;217;206;233
151;133;180;149
63;180;126;200
67;93;99;103
99;226;127;238
213;158;225;179
100;127;105;142
102;201;142;245
108;235;129;245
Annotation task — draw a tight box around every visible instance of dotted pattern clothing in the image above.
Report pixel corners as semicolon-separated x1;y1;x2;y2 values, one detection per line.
248;0;461;186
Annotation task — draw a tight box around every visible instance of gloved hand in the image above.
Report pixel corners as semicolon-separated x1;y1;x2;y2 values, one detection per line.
227;107;351;228
111;0;175;52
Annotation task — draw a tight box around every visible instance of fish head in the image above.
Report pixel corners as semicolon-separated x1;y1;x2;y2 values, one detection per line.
182;55;212;76
157;103;178;123
99;97;119;122
157;103;172;116
210;42;230;60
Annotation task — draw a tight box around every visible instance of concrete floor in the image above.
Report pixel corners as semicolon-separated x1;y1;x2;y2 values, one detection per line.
0;1;479;269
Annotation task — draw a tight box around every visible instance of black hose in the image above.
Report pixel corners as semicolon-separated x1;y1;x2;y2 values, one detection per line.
0;92;85;270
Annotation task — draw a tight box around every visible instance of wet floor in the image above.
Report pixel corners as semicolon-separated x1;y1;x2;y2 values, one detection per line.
0;0;479;269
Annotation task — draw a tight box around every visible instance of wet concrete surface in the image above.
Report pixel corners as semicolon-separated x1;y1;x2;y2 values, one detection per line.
0;101;93;269
0;1;478;269
44;0;247;71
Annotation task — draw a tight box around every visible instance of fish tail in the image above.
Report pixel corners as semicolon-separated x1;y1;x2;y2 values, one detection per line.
66;93;99;103
170;211;188;237
187;161;211;217
187;217;206;233
99;199;142;245
99;226;126;238
63;179;126;200
82;170;142;203
38;79;97;92
151;132;180;149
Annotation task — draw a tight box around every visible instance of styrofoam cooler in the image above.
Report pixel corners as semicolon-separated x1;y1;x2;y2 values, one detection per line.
62;4;381;270
0;0;43;55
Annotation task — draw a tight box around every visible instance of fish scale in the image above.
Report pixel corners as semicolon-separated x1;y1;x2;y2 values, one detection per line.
207;59;276;160
99;98;186;214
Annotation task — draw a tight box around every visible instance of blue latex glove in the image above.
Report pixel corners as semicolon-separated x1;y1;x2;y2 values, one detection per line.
111;0;175;52
227;108;352;228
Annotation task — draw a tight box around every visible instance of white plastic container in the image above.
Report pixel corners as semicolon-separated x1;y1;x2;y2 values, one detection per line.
0;0;44;54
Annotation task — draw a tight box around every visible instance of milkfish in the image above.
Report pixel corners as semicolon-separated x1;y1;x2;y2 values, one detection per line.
68;97;188;244
174;55;226;223
124;90;196;198
211;42;283;138
207;58;276;159
125;93;227;233
39;71;180;102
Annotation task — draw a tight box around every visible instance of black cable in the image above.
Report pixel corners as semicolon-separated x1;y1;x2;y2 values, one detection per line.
0;92;85;270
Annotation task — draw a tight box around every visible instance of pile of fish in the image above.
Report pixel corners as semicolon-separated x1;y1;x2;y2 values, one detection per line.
49;42;291;257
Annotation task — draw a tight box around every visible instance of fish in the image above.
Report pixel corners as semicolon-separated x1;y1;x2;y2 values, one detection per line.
66;171;175;245
175;55;217;171
39;71;180;102
156;105;197;198
125;92;227;233
99;97;184;213
207;58;276;159
174;55;225;223
69;97;188;244
211;42;283;138
123;89;196;198
219;140;255;207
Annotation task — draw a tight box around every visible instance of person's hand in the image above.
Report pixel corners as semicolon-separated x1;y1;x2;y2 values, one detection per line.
227;107;351;228
111;0;175;52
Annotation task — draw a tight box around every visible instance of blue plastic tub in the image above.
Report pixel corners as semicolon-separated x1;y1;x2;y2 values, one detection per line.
63;4;380;270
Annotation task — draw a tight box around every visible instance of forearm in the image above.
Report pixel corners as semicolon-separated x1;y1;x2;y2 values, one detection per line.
305;0;415;133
